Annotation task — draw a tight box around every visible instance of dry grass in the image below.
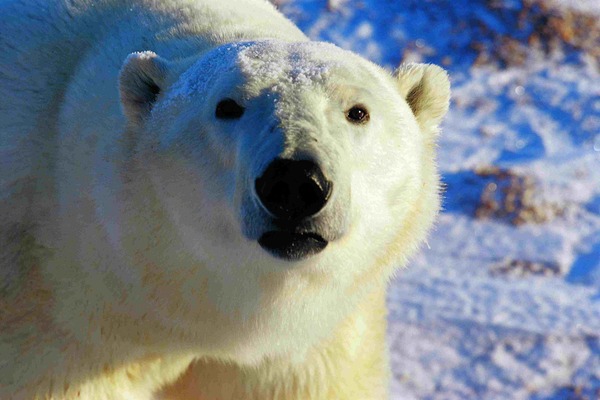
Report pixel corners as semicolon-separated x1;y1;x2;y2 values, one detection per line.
474;166;563;226
474;0;600;67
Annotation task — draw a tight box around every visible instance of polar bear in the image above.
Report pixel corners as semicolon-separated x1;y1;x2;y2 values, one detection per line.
0;0;450;399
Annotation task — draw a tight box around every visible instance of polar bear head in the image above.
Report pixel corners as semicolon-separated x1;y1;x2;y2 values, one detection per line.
116;41;449;359
118;40;449;286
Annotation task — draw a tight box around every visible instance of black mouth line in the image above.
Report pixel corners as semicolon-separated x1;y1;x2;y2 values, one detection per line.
258;230;328;261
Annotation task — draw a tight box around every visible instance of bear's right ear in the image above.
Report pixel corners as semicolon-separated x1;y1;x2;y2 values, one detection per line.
394;63;450;133
119;51;171;124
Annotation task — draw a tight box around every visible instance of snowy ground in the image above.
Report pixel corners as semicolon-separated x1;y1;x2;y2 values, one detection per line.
276;1;600;399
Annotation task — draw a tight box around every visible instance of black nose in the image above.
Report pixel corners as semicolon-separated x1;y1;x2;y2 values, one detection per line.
255;159;332;221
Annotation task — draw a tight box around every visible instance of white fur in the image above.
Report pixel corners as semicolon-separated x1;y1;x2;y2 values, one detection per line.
0;1;450;398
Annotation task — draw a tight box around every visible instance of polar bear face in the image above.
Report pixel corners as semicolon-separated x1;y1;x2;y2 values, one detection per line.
119;41;449;280
117;41;449;360
121;41;449;278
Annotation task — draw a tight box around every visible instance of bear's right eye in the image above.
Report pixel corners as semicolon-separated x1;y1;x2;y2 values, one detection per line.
346;105;369;124
215;98;245;119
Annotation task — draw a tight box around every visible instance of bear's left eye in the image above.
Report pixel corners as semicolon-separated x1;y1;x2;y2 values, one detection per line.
346;105;369;124
215;98;245;119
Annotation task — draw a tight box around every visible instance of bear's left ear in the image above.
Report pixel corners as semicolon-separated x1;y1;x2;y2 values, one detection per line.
119;51;171;125
394;63;450;132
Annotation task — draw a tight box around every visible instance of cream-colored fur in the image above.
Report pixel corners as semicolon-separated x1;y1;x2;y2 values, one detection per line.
0;1;450;398
159;285;390;400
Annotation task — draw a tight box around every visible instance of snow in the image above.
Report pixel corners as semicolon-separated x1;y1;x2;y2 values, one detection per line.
237;41;337;86
158;43;247;109
276;0;600;398
161;40;339;111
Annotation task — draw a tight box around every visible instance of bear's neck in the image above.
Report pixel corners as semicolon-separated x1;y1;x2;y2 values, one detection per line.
159;285;390;400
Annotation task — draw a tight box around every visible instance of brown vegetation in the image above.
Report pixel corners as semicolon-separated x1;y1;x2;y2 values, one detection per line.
474;166;563;225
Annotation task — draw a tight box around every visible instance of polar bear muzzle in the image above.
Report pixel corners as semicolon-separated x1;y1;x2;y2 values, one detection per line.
258;231;328;261
255;158;332;260
255;159;332;221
